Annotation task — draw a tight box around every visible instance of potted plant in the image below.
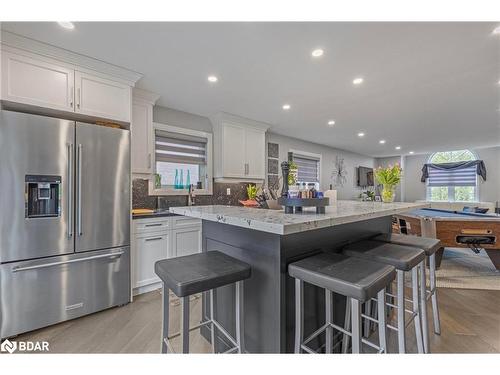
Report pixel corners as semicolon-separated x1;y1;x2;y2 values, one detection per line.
374;164;402;203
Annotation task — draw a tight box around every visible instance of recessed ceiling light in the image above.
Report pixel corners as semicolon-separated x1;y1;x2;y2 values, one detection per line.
207;75;218;83
492;26;500;35
409;151;415;154
57;22;75;30
282;104;291;110
327;120;335;126
395;146;401;150
353;77;364;85
311;49;324;57
379;140;386;144
357;132;365;137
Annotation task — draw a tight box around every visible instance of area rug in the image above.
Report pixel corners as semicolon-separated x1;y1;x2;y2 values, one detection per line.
433;248;500;291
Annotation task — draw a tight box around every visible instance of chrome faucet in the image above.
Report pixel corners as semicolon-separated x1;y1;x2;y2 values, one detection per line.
187;184;196;206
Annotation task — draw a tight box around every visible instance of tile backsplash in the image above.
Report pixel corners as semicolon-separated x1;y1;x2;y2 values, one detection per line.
132;178;251;209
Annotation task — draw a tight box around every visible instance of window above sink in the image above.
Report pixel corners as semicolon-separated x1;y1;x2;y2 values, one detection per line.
148;123;213;196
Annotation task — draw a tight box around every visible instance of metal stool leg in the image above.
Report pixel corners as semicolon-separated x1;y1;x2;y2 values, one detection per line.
412;266;424;353
419;261;430;353
342;297;351;353
210;289;217;353
351;298;362;354
180;296;190;353
429;253;441;335
236;281;245;353
363;300;372;338
396;270;406;353
325;290;333;353
294;279;304;353
161;283;170;353
377;289;388;353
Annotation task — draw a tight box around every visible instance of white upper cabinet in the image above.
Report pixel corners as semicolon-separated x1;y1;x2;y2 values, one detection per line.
213;113;269;181
131;89;160;175
1;51;75;112
244;127;266;179
75;71;131;122
0;32;141;123
221;122;247;177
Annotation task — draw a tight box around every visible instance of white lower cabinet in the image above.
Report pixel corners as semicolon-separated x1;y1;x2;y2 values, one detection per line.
132;216;202;296
134;232;170;289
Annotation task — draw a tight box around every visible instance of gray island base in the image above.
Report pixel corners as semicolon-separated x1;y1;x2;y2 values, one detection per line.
170;201;428;353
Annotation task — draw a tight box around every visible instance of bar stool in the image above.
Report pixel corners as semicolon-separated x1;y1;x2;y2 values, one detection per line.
343;240;426;353
154;251;251;353
289;252;396;354
373;233;442;353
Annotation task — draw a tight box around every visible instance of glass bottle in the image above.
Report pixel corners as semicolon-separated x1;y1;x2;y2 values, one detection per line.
179;169;184;189
186;170;191;189
174;169;179;189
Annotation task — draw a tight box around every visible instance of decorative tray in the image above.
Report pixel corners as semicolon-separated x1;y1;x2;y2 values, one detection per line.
277;197;329;214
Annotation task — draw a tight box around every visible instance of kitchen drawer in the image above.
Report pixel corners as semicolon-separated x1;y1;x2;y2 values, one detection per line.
172;216;202;229
134;218;170;235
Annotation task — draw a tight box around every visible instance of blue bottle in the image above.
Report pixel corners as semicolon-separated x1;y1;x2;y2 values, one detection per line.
179;169;184;189
186;170;191;189
174;169;179;189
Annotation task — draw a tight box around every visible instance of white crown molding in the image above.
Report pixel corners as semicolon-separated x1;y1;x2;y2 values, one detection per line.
0;31;142;85
133;88;160;105
211;111;271;131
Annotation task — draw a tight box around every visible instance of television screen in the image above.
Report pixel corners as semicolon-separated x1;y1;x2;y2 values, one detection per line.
357;166;374;187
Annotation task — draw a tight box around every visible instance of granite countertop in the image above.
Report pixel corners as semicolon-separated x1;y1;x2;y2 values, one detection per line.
132;209;179;220
169;200;429;235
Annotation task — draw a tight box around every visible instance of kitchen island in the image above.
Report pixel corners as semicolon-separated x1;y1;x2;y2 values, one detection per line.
170;200;428;353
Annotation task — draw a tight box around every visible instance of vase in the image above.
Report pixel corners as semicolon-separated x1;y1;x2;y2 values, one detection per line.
381;185;396;203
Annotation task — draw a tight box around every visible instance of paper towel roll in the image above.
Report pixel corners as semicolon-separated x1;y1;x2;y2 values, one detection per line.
324;189;337;205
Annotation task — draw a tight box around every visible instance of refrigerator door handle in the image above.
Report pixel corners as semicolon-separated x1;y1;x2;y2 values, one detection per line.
67;143;73;238
12;251;125;273
77;144;83;236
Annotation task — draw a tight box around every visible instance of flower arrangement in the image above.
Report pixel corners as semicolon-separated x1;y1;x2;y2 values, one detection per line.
374;164;402;203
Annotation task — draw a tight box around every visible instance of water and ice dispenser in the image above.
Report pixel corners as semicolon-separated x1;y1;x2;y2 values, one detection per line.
25;175;62;218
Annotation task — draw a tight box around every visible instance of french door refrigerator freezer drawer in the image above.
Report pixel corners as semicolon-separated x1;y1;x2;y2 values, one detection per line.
0;247;130;339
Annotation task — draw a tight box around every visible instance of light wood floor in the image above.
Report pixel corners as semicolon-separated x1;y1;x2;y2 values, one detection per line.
15;287;500;353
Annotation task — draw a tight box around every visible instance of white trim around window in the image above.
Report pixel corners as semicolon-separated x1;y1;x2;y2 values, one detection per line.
148;122;213;196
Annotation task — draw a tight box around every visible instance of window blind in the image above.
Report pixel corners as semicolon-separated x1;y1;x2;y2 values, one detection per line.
155;130;207;165
427;165;476;187
293;154;320;183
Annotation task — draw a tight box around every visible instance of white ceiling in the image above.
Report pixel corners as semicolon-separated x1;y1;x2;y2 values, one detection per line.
2;22;499;157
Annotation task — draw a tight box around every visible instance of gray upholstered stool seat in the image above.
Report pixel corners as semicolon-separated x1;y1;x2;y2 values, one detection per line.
155;251;251;297
155;251;251;354
289;252;395;354
288;252;395;302
373;233;441;256
342;240;427;353
343;240;425;271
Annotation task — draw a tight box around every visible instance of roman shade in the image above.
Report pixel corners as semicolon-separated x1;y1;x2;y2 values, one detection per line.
155;130;207;165
293;154;320;183
421;160;486;187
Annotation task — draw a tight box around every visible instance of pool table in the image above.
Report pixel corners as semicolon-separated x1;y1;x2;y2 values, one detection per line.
393;208;500;270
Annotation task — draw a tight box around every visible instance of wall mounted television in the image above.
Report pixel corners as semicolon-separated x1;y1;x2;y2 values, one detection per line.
357;166;374;187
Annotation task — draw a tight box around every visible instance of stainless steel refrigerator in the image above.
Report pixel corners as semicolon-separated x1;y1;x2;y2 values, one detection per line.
0;110;130;338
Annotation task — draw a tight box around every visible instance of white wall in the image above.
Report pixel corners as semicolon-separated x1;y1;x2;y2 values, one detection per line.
402;146;500;204
153;105;212;133
266;132;375;200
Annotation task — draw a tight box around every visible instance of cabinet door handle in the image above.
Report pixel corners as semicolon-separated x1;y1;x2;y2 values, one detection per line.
145;223;163;227
77;88;81;109
145;237;163;242
70;87;74;108
148;153;151;169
